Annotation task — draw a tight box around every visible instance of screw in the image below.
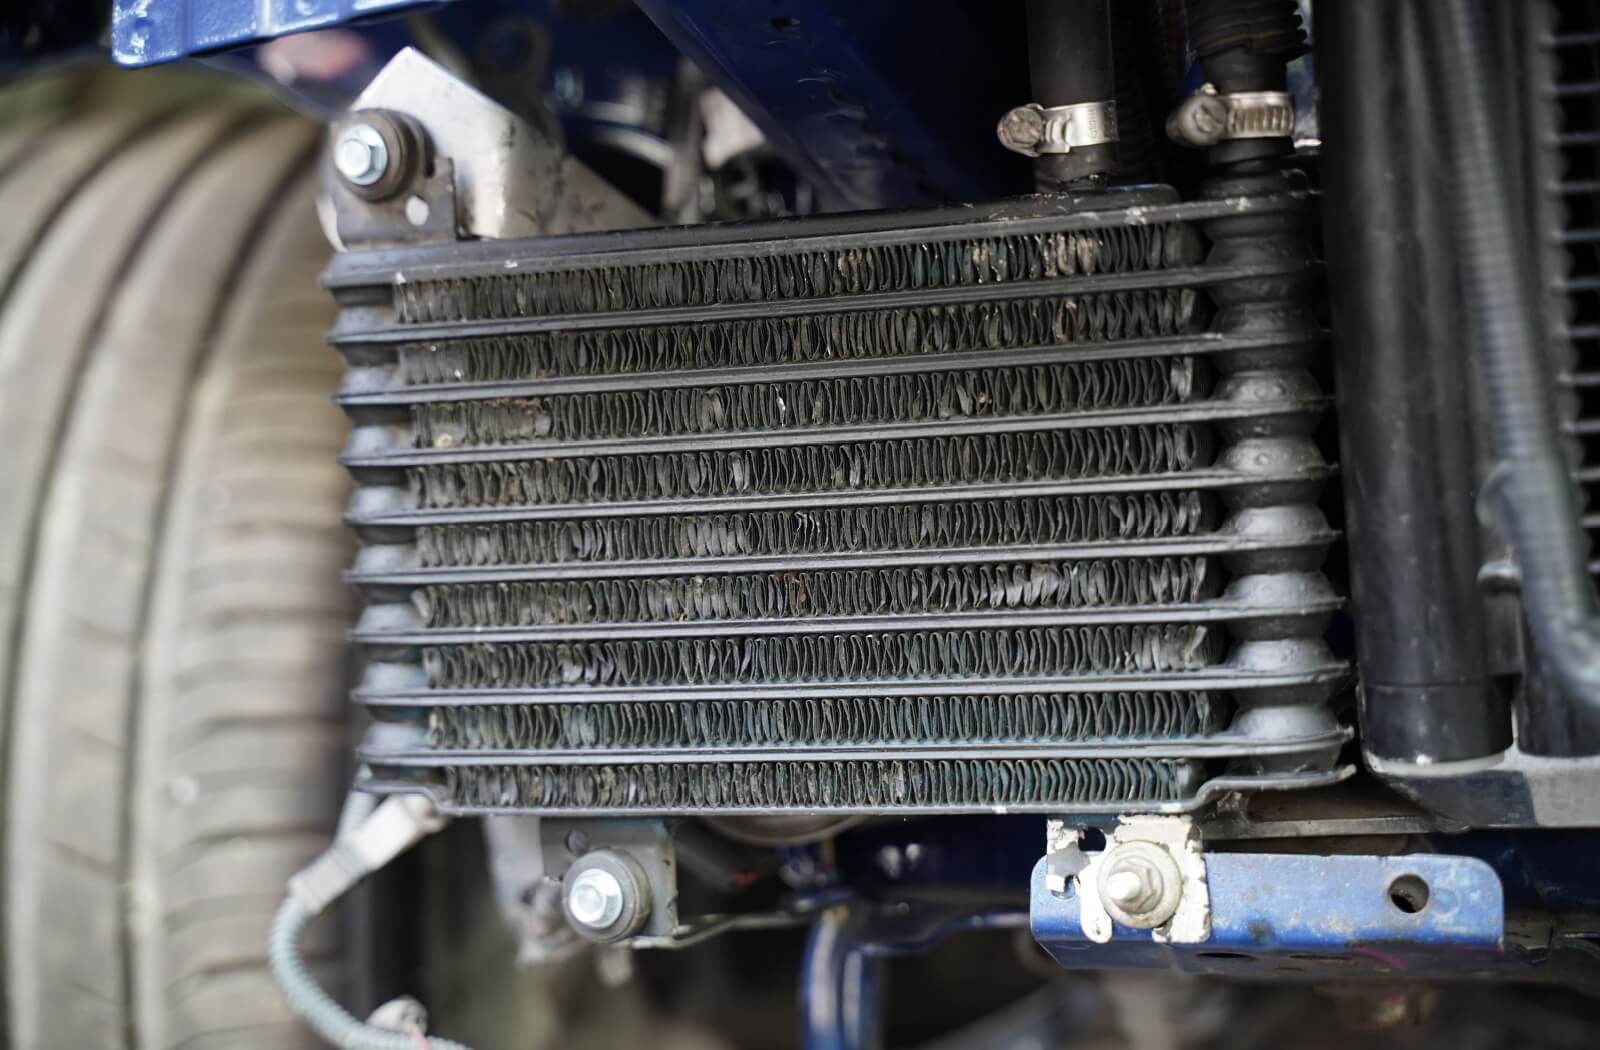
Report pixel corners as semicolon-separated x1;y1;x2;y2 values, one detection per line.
1190;97;1228;138
999;105;1045;152
1104;869;1147;907
1167;84;1230;149
567;867;626;930
334;123;389;187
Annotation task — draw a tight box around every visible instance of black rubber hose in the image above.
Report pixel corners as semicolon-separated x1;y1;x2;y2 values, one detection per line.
1187;0;1303;90
1026;0;1116;184
1423;0;1600;714
1026;0;1115;107
1186;0;1302;166
1318;0;1511;763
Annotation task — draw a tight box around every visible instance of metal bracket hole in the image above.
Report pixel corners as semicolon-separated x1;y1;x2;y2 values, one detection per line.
1387;874;1430;914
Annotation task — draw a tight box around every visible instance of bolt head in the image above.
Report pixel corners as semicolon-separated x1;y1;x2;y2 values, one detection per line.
334;123;388;187
567;867;626;929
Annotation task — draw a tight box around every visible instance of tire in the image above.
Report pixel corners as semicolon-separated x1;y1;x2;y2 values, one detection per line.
0;80;353;1050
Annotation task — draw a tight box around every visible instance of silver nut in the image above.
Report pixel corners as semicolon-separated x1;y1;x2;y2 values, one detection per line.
334;123;389;187
1097;841;1183;929
1101;855;1166;913
566;868;625;930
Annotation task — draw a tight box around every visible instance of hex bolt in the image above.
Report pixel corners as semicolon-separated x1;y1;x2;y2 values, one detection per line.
334;123;389;187
562;850;652;942
566;867;625;930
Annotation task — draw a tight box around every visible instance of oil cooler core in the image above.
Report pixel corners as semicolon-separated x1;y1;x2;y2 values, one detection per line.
328;182;1351;817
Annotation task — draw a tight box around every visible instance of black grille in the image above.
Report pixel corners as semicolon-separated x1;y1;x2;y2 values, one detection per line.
328;188;1351;816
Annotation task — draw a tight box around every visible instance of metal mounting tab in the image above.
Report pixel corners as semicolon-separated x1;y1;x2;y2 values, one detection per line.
1047;816;1210;946
326;47;651;248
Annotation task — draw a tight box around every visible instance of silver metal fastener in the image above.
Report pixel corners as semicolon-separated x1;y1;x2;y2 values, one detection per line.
566;867;626;930
1104;869;1148;907
997;101;1119;157
1166;84;1295;148
334;123;389;187
1074;816;1210;945
1096;841;1183;929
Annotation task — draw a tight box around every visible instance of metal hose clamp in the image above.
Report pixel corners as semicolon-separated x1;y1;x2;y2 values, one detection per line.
1167;83;1296;148
997;100;1119;157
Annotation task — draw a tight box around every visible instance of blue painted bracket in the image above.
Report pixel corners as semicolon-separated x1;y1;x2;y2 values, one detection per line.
112;0;434;67
632;0;1032;210
1032;852;1508;979
111;0;1033;211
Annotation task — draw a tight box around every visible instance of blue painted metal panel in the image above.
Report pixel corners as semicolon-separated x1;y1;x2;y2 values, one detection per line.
1032;852;1509;978
112;0;432;67
1449;829;1600;914
789;815;1046;893
632;0;1032;210
110;0;1033;210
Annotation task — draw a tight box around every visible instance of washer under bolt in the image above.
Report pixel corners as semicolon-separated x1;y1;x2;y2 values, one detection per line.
562;849;653;942
334;123;389;187
566;868;625;930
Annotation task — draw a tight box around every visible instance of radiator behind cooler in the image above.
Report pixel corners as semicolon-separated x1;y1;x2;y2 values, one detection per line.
1549;3;1600;567
327;183;1352;817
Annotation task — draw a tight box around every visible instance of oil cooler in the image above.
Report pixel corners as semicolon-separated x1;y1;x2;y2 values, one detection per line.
328;181;1352;817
